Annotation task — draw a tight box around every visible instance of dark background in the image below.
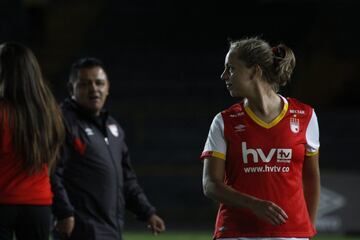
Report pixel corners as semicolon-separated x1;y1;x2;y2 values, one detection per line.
1;0;360;232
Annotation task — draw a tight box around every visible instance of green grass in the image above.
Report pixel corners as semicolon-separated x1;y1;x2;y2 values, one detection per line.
123;231;360;240
124;231;211;240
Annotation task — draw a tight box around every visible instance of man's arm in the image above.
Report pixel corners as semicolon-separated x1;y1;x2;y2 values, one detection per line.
50;129;75;237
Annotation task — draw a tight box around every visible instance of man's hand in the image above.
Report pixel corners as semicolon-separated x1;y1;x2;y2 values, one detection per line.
55;216;75;239
147;214;165;235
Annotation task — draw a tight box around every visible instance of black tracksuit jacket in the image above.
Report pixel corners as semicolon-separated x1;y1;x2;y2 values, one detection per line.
51;99;156;240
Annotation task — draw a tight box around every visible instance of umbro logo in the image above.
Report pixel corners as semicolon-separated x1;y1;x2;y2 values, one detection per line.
85;128;94;136
235;124;246;132
229;112;244;117
318;187;345;218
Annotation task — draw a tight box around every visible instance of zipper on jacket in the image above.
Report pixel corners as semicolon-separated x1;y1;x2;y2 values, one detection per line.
103;134;121;231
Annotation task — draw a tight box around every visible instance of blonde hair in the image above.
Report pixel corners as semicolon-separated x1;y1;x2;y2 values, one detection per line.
229;37;296;92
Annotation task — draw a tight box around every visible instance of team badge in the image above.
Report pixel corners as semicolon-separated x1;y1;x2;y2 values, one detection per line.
108;124;119;137
290;118;300;133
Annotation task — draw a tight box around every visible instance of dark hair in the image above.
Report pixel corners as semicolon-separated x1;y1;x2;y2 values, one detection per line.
68;57;105;85
0;42;65;174
229;37;296;92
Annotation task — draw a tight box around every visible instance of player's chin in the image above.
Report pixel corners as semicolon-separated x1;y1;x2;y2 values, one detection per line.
228;91;241;98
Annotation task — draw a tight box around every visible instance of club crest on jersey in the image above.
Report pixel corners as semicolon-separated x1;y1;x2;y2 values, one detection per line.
290;118;300;133
108;124;119;137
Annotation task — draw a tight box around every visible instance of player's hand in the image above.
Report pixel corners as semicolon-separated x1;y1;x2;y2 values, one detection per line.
55;216;75;239
147;214;166;235
249;199;288;226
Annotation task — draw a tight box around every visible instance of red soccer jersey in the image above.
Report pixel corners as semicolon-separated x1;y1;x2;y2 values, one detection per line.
0;107;52;205
201;96;319;238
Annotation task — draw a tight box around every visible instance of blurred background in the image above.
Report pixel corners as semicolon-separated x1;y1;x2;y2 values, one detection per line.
1;0;360;237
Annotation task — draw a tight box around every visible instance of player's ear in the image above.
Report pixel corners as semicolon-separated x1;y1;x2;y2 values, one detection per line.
250;64;262;80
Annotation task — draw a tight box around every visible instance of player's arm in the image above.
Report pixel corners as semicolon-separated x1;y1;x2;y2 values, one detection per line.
202;157;288;225
303;109;321;224
302;153;320;224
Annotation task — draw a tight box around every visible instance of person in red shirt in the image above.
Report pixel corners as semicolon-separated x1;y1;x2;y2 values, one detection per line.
201;37;320;240
0;42;65;240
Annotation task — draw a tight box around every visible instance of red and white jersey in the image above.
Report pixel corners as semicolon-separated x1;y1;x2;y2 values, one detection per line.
201;96;319;239
0;104;52;205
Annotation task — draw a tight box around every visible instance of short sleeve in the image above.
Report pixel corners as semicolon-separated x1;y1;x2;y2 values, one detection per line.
200;113;226;160
305;109;320;156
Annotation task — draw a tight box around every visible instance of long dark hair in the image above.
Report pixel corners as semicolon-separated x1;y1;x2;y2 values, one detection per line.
0;42;65;174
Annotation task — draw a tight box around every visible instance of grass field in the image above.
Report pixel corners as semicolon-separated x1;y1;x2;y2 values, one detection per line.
123;231;360;240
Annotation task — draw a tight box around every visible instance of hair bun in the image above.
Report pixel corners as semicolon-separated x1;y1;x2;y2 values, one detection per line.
272;46;286;58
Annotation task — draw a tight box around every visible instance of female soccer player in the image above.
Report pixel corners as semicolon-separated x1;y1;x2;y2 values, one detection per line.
0;42;65;240
201;37;320;240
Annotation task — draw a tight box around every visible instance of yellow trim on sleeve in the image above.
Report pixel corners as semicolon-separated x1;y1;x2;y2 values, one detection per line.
211;151;226;160
306;151;319;156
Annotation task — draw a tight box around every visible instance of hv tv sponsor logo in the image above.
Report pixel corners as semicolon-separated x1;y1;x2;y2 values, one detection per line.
243;164;291;173
241;142;292;164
